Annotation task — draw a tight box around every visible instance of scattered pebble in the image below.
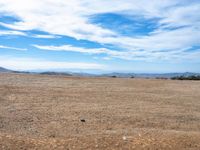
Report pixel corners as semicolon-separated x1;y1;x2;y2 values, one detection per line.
80;119;86;122
123;136;127;140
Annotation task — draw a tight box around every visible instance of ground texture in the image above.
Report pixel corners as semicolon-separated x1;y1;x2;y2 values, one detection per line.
0;73;200;149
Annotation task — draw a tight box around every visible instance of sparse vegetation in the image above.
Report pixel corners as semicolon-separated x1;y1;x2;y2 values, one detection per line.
110;75;117;78
171;75;200;80
155;77;168;80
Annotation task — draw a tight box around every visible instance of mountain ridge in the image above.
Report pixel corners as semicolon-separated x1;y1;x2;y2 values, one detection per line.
0;67;12;73
0;66;200;78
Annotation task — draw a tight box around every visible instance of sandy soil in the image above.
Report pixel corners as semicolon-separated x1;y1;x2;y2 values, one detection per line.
0;73;200;149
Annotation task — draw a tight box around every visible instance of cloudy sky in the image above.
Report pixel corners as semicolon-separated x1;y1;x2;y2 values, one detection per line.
0;0;200;73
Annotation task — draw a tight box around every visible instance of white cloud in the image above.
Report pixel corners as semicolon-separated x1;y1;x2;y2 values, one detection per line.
33;44;126;55
31;34;60;39
0;29;60;39
102;57;112;60
0;30;26;36
0;45;27;51
0;0;199;61
32;43;200;62
0;56;106;71
32;44;146;60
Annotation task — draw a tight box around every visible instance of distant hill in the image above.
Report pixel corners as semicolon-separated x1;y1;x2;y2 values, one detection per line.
39;72;96;77
101;72;200;78
0;66;200;79
39;72;72;76
0;67;12;73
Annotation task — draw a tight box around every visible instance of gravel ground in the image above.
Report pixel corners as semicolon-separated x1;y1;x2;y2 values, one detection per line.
0;73;200;149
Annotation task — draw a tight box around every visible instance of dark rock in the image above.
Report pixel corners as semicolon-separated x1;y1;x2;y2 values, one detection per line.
80;119;86;122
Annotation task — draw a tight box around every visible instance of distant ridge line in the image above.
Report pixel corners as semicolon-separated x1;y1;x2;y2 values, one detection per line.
0;66;200;78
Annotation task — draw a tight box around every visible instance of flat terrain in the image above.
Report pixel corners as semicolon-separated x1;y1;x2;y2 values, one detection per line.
0;73;200;150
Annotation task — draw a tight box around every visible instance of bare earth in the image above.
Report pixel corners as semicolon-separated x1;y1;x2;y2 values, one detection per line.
0;73;200;150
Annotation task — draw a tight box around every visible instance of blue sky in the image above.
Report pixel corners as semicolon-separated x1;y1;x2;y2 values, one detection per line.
0;0;200;73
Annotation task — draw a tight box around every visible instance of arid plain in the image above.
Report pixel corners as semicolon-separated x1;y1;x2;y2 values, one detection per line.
0;73;200;150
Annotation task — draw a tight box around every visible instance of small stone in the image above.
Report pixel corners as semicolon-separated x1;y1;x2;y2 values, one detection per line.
80;119;86;122
123;136;127;140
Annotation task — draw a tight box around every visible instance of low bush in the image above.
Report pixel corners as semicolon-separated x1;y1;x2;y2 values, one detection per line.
171;75;200;80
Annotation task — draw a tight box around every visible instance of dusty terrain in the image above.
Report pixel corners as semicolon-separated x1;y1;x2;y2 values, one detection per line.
0;73;200;150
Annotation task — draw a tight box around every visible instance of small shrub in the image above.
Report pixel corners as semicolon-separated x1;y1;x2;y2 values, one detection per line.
171;75;200;80
111;75;117;78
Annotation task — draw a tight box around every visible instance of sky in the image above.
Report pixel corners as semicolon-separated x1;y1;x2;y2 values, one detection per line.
0;0;200;73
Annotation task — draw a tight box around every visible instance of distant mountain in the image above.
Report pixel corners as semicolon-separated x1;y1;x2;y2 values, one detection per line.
39;71;72;76
0;66;200;79
101;72;200;78
39;71;98;77
0;67;12;73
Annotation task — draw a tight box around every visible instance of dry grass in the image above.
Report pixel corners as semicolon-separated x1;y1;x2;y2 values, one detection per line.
0;73;200;149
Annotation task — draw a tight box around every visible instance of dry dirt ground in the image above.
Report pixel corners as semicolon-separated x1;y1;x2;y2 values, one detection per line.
0;73;200;150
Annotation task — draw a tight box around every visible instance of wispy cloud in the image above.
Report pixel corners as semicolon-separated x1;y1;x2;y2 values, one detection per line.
32;44;127;56
0;29;60;39
0;45;27;51
31;34;60;39
0;56;106;71
32;44;151;61
0;30;26;36
0;0;199;61
33;44;200;62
